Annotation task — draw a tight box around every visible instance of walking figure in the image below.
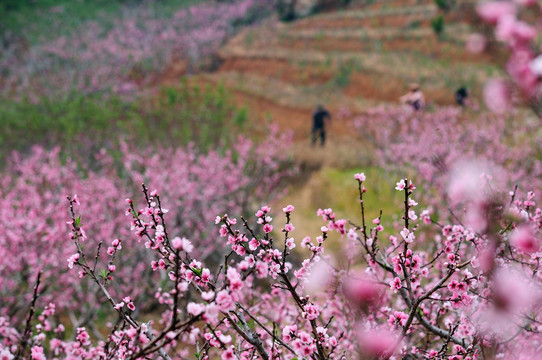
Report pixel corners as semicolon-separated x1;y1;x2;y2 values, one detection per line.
312;104;331;146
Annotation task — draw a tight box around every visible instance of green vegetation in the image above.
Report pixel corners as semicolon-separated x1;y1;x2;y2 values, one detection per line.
0;80;247;160
276;166;403;243
331;59;359;87
0;0;209;44
430;14;445;38
433;0;452;11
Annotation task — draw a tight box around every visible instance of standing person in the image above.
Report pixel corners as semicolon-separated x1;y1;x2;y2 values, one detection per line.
312;104;332;147
400;83;425;111
455;86;469;106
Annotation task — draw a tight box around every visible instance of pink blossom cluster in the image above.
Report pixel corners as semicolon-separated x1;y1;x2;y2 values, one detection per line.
339;175;542;359
352;105;542;214
2;162;542;359
475;1;542;111
0;130;291;329
0;0;271;100
5;170;542;359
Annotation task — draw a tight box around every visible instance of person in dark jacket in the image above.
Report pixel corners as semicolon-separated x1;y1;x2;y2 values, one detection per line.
455;86;469;106
312;104;331;146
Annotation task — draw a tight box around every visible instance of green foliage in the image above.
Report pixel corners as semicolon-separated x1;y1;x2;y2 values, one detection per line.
433;0;452;11
0;79;247;162
431;14;445;38
275;0;297;22
0;0;208;44
332;59;358;87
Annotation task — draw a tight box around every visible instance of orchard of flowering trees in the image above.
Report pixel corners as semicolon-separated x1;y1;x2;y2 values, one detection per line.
3;164;542;359
2;0;542;359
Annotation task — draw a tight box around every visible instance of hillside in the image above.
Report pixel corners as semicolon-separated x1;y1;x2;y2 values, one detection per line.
162;0;503;169
160;0;508;236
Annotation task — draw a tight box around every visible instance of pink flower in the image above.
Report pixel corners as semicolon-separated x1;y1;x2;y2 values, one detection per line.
263;224;273;233
477;1;516;24
529;55;542;76
226;268;243;291
172;237;193;253
255;261;268;278
0;349;13;360
215;290;235;312
284;223;295;232
495;14;517;42
248;238;259;251
201;291;215;301
400;228;415;243
483;78;511;113
357;327;399;357
343;275;380;305
466;33;487;54
114;302;125;310
389;277;402;293
221;347;237;360
201;268;211;283
187;302;205;316
282;205;295;213
67;253;79;269
204;303;219;323
30;346;46;360
510;225;538;253
354;172;366;182
303;303;320;320
286;237;296;249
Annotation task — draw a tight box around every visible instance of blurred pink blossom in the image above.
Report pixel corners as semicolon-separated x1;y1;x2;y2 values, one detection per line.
477;1;516;24
483;78;511;113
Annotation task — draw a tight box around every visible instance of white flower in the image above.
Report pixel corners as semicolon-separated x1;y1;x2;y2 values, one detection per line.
530;55;542;75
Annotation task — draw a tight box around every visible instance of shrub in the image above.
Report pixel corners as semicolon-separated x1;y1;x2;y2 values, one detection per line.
430;14;445;38
0;82;248;162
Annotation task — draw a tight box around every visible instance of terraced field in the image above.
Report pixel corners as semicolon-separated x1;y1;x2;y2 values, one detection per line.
162;0;504;199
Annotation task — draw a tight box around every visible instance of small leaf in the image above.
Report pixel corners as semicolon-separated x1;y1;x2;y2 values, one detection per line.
190;267;202;277
99;269;108;279
74;215;82;227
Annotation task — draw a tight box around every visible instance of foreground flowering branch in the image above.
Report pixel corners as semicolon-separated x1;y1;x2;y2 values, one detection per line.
2;169;542;359
476;0;542;114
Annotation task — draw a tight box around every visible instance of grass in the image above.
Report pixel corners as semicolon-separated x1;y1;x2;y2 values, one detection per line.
0;79;247;162
273;166;403;244
1;0;210;44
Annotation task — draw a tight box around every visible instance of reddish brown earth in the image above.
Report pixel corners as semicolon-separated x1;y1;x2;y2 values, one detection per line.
292;15;432;30
218;58;334;86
